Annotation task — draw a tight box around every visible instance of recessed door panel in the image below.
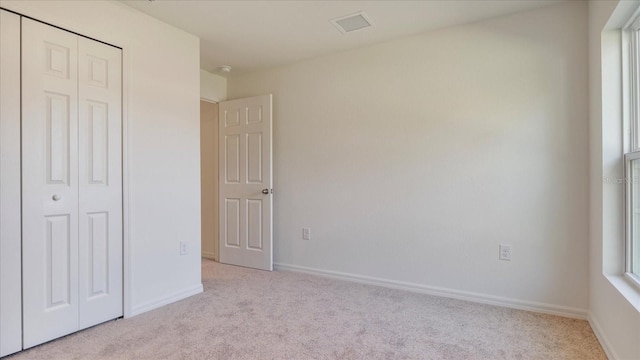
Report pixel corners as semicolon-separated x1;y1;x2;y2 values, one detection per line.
46;92;70;184
247;105;262;124
247;133;263;184
87;56;108;88
87;101;109;185
225;199;241;247
45;42;70;79
225;109;240;127
87;212;109;298
46;215;71;308
247;199;263;250
225;135;240;184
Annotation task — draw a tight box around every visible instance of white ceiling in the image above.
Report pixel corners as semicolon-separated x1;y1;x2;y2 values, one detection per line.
121;0;562;76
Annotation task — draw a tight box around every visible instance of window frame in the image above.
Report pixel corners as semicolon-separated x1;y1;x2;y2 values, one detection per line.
624;15;640;288
624;153;640;287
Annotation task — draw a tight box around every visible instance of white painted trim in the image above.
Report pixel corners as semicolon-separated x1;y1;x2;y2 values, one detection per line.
275;263;588;320
122;46;133;319
201;251;216;260
200;97;218;104
131;284;203;317
605;274;640;313
589;312;620;360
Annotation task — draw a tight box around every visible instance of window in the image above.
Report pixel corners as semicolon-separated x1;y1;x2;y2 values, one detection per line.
626;153;640;280
624;17;640;286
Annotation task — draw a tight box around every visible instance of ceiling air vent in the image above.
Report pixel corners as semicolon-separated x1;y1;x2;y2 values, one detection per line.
330;12;373;34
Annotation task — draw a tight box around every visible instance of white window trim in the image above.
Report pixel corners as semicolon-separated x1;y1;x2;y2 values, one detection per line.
595;0;640;316
623;12;640;289
624;152;640;287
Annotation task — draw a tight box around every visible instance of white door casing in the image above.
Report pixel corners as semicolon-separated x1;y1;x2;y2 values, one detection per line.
21;18;123;348
219;95;273;271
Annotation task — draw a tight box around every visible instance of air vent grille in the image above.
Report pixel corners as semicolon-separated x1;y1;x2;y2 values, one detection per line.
330;12;373;34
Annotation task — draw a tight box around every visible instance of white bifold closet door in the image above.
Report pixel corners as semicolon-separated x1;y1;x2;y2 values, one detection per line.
21;18;122;348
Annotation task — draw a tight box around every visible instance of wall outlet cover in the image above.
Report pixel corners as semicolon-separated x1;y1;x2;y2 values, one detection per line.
499;244;511;261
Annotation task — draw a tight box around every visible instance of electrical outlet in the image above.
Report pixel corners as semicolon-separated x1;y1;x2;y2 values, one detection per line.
180;241;188;255
499;244;511;261
302;227;311;240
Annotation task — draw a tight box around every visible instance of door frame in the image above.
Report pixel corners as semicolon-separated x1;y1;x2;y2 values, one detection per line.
121;46;132;319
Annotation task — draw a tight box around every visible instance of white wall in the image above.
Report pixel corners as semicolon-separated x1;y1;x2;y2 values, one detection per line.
229;1;590;316
201;69;226;102
588;1;640;359
0;9;23;357
0;0;203;316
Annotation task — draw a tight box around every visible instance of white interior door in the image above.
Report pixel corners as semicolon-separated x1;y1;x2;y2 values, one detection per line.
22;18;123;348
22;18;80;348
219;95;273;271
77;35;123;331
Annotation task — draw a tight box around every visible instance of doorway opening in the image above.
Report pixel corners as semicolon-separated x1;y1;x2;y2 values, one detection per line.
200;99;219;262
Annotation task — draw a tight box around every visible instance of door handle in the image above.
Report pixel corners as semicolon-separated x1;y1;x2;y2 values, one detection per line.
261;188;272;194
52;194;61;201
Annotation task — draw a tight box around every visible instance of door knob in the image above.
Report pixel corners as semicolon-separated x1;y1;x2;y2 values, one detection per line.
52;194;61;201
262;188;271;194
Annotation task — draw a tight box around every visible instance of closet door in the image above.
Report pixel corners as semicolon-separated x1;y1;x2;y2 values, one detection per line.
22;18;80;348
22;18;123;348
77;36;123;330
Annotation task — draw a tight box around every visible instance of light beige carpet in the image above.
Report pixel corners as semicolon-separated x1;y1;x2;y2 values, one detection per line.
8;259;606;359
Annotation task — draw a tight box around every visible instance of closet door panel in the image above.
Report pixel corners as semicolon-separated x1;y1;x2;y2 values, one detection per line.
78;36;123;329
0;9;23;357
22;18;80;349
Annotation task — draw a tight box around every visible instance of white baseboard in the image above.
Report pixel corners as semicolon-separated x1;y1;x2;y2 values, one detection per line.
588;312;618;360
202;251;216;260
131;284;203;317
275;263;588;320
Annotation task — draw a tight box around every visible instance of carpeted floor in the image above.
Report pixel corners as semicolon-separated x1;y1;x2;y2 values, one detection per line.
8;259;606;359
